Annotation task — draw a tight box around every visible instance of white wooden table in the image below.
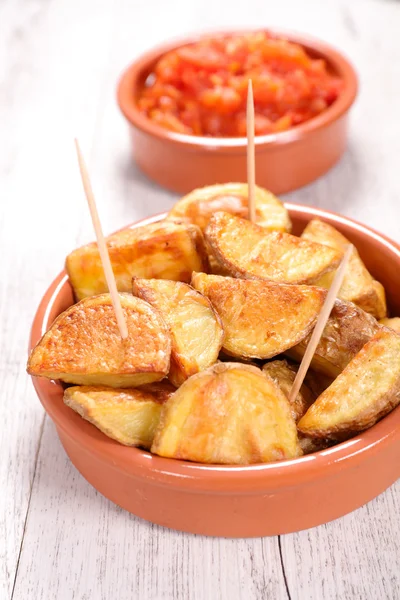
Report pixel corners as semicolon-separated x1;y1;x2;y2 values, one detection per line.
2;0;400;598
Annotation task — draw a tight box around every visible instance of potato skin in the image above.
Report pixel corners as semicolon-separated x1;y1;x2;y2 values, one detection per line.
66;220;210;301
262;360;334;455
286;299;381;378
297;436;334;455
205;212;342;285
192;273;326;360
132;278;224;387
298;329;400;440
64;385;170;448
167;183;292;233
379;317;400;334
27;293;171;387
301;219;387;319
151;362;302;465
262;360;315;423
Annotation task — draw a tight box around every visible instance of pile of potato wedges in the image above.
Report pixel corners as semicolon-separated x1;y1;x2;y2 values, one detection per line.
27;183;400;465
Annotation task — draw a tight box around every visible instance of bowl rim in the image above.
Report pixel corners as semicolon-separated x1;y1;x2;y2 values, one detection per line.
29;204;400;492
117;28;358;152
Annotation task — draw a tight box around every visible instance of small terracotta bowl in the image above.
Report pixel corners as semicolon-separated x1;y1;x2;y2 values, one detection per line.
30;205;400;537
117;30;358;195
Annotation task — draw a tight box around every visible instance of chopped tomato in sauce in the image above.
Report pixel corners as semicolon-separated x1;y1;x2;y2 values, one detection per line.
137;32;344;137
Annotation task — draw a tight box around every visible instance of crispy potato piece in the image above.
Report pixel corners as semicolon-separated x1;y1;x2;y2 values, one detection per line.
205;212;342;285
262;360;315;422
169;184;292;275
64;385;171;448
301;219;387;318
298;329;400;440
66;220;209;300
151;362;302;464
261;360;334;454
379;317;400;334
298;436;334;455
286;299;381;377
167;183;291;233
132;279;224;387
27;294;171;387
191;273;326;359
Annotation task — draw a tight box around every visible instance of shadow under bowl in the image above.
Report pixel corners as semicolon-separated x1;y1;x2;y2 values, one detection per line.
29;205;400;537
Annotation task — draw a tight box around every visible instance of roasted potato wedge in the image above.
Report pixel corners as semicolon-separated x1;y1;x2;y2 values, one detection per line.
151;362;302;464
191;273;326;359
298;329;400;439
66;220;209;300
261;360;333;453
205;212;342;285
286;299;381;377
27;293;171;387
301;219;387;318
167;183;291;233
262;360;315;422
64;385;172;448
132;278;224;387
379;317;400;334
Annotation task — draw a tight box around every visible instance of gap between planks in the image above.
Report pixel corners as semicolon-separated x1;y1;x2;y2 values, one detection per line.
10;415;46;600
278;536;292;600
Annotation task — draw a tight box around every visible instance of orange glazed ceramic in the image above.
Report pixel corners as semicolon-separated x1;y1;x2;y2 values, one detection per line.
29;206;400;538
117;31;358;195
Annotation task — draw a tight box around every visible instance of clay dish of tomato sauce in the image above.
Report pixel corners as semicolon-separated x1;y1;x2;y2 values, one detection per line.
117;30;358;195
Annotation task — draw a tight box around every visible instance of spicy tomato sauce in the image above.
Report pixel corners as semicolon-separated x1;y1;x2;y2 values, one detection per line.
137;32;344;137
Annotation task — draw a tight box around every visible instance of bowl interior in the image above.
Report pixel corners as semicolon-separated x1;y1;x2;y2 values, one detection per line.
134;34;345;102
118;29;358;149
30;205;400;487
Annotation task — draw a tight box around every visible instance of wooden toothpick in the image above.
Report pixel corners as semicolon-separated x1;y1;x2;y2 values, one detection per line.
74;139;128;340
246;79;256;223
288;244;353;404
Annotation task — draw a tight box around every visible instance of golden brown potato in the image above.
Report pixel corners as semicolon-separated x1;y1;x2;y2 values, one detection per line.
286;299;381;377
191;273;326;359
298;329;400;440
205;212;342;285
151;362;302;464
379;317;400;334
132;278;224;387
167;183;291;233
66;220;209;301
27;294;171;387
301;219;387;318
262;360;315;422
261;360;334;454
64;385;171;448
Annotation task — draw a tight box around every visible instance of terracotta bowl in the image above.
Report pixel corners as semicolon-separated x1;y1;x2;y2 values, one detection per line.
117;30;358;195
29;205;400;537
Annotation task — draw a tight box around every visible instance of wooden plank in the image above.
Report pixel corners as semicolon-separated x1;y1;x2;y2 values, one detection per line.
0;0;122;596
6;0;287;596
12;421;288;600
280;482;400;600
0;2;57;596
281;3;400;598
2;0;400;599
